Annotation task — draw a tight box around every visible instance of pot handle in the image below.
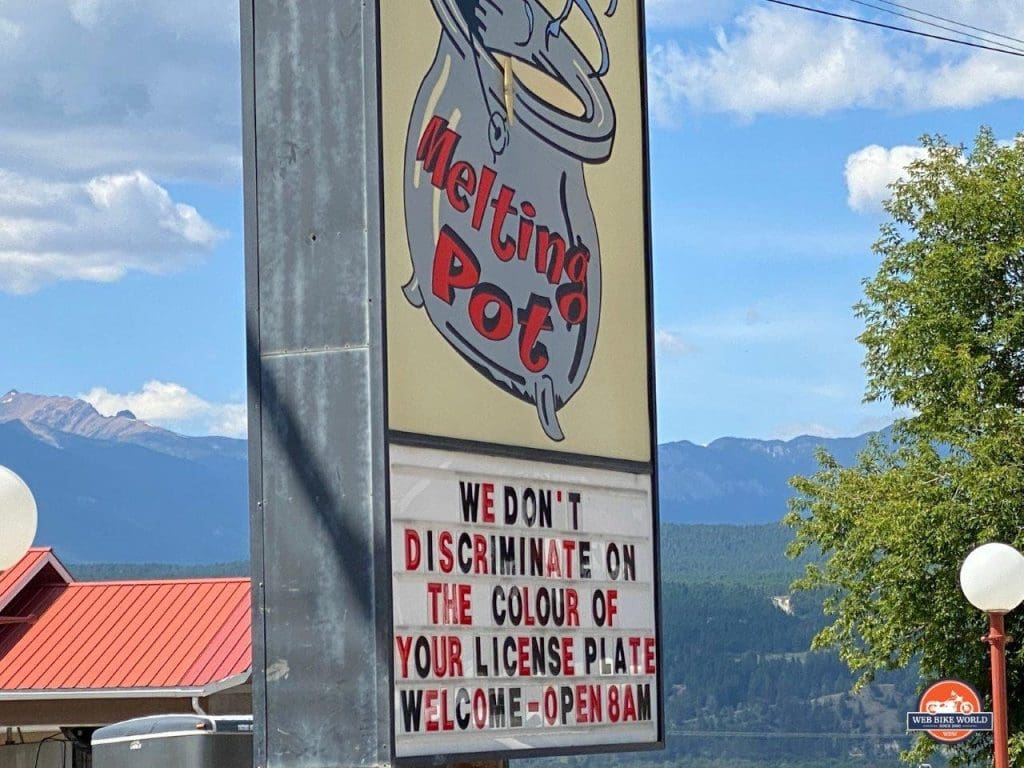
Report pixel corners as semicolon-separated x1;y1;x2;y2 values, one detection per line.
547;0;618;77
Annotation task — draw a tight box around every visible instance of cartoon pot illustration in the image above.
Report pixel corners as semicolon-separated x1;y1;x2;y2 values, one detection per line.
402;0;617;442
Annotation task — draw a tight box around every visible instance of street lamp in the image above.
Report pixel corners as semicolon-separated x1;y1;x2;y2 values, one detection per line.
0;465;37;570
959;542;1024;768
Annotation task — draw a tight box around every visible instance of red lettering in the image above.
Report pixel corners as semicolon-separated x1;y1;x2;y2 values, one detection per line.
423;688;455;731
535;226;566;282
644;636;656;674
624;636;640;673
576;684;590;723
473;689;488;728
472;166;497;230
482;483;495;523
561;539;576;578
425;689;440;731
432;225;480;304
544;687;558;725
566;588;580;627
546;539;562;577
490;185;517;261
562;636;575;674
445;160;476;213
517;636;531;677
426;582;472;625
607;589;618;627
473;534;488;574
517;295;553;373
556;281;587;326
448;636;464;677
416;116;460;189
439;530;454;573
395;636;413;679
404;529;420;571
623;685;637;721
468;283;514;340
518;201;536;260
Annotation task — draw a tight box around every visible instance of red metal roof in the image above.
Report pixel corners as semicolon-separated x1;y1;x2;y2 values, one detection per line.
0;548;70;614
0;550;251;693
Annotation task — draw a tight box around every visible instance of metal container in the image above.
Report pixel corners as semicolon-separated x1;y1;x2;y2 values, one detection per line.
91;716;251;768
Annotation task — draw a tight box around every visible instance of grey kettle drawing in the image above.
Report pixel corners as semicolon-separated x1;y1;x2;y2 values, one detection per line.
401;0;618;441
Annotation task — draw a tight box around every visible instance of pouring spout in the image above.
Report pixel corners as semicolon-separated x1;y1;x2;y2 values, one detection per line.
535;376;565;441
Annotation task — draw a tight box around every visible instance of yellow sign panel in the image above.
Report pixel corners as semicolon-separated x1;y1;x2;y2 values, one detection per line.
382;0;652;463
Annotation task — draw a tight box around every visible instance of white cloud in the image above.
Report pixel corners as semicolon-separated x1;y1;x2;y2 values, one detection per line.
845;144;929;212
82;381;247;438
655;328;695;355
648;3;1024;122
0;1;239;183
0;170;223;293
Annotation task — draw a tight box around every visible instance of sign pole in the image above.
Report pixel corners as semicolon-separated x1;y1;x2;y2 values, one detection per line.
985;613;1010;768
242;1;393;766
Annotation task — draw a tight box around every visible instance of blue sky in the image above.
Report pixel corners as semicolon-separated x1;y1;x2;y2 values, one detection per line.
1;0;1023;445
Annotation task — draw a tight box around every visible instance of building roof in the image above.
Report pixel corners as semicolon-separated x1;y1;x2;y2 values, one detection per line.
0;549;251;698
0;548;72;614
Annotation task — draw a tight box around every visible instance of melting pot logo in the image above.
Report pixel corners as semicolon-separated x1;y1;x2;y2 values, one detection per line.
401;0;618;442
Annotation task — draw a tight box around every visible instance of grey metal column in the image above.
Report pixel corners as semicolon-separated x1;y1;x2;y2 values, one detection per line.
241;2;392;767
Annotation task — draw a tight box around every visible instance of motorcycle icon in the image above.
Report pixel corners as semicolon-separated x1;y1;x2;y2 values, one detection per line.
926;692;975;715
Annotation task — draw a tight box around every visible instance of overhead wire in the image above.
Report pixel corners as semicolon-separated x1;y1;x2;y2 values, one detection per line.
868;0;1024;48
839;0;1024;55
762;0;1024;58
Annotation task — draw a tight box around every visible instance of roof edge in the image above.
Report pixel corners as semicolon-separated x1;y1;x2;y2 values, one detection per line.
0;550;73;615
0;671;252;701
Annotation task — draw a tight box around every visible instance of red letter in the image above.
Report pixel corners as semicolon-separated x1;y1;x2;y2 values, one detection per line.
534;226;566;281
468;284;514;340
446;160;476;212
517;295;554;373
482;483;495;523
432;225;480;304
416;116;460;189
395;636;413;679
404;529;421;571
438;530;454;573
490;185;517;262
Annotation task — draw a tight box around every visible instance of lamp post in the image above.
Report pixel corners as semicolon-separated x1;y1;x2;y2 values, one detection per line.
959;542;1024;768
0;465;37;570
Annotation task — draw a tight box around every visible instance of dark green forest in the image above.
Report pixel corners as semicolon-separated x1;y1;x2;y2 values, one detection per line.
72;524;944;767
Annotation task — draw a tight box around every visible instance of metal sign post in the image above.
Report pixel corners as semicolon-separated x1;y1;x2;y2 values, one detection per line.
243;2;660;766
242;1;392;766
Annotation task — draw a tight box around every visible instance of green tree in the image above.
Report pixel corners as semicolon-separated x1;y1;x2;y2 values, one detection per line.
785;127;1024;766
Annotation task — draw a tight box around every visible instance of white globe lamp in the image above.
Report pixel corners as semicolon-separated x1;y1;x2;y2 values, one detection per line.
960;542;1024;614
959;542;1024;768
0;465;37;570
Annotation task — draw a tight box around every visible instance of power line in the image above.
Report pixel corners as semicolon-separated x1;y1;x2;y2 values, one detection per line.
869;0;1024;48
763;0;1024;58
840;0;1024;55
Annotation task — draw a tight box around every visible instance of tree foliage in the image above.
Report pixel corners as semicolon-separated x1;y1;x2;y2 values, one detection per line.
785;128;1024;766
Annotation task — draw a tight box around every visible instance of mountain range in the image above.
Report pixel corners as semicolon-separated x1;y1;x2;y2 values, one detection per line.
0;390;248;563
0;390;881;563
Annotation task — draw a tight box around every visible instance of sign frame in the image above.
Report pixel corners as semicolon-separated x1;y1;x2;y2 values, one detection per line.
375;0;663;763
